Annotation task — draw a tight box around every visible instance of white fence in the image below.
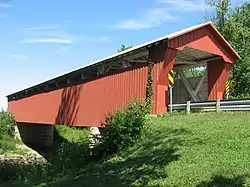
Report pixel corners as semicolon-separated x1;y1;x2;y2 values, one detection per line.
169;99;250;113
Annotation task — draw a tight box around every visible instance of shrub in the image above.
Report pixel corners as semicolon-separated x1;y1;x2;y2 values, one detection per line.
0;111;15;138
93;100;148;158
0;162;50;182
229;93;250;99
0;111;16;153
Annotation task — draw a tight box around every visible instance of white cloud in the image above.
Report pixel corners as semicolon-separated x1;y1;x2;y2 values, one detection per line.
113;8;176;29
110;0;209;29
159;0;207;12
114;20;153;30
18;24;109;45
82;36;109;43
17;25;69;38
23;24;61;31
11;54;28;60
0;4;12;8
54;36;109;54
0;3;12;19
17;24;73;44
20;38;73;44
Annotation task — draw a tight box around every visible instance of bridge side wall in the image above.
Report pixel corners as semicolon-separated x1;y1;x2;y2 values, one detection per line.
8;65;148;127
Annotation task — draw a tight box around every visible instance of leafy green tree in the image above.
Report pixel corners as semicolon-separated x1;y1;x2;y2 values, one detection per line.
183;67;205;78
224;3;250;96
206;0;250;97
118;45;133;52
206;0;231;31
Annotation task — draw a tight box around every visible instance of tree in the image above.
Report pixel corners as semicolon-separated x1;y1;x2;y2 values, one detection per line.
226;3;250;97
206;0;231;31
118;45;133;52
183;67;205;78
206;1;250;97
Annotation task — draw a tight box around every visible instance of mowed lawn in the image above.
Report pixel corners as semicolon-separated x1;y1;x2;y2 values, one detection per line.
48;112;250;187
3;112;250;187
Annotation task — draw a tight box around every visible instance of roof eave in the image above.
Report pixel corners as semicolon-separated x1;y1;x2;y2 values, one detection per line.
208;22;241;61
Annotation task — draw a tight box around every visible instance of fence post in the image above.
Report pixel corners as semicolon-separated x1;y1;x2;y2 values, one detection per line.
169;87;173;113
216;99;220;112
186;101;190;114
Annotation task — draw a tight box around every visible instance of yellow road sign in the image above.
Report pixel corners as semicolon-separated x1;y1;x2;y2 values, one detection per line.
225;80;230;97
168;70;174;88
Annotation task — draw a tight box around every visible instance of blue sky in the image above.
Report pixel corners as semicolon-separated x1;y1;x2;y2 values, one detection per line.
0;0;213;110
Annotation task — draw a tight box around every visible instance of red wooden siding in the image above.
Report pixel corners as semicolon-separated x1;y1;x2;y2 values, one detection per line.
207;59;232;100
8;65;148;127
152;61;164;114
156;48;177;114
168;25;237;63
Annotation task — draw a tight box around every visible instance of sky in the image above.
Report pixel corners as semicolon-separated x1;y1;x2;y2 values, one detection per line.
0;0;214;110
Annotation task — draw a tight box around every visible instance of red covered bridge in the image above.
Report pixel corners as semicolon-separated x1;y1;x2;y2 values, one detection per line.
7;22;240;145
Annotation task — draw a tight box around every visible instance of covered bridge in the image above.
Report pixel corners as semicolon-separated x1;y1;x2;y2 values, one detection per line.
7;21;240;145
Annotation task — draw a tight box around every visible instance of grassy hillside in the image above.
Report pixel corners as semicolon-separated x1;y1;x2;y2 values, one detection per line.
2;112;250;187
50;112;250;187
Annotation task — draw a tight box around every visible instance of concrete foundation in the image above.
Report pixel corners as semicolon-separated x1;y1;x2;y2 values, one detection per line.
17;123;54;146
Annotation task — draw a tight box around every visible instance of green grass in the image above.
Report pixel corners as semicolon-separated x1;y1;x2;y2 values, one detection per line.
0;135;26;155
2;112;250;187
49;112;250;187
0;135;16;154
55;125;90;143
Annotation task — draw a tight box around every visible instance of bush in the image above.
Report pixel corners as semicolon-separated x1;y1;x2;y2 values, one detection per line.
229;93;250;99
0;111;15;138
0;162;50;182
0;111;17;153
93;100;148;158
